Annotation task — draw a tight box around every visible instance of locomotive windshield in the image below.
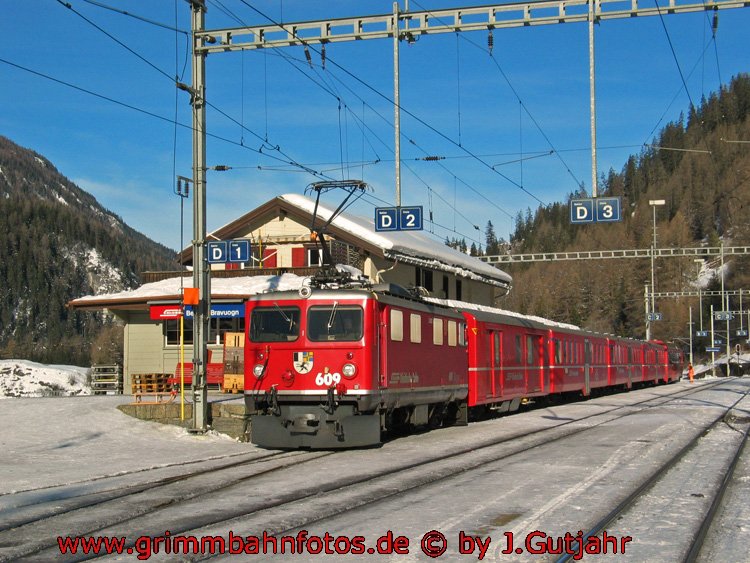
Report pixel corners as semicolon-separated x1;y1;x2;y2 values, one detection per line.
308;305;363;342
250;306;300;342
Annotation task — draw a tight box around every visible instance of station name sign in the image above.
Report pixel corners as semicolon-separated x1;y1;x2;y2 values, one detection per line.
149;303;244;320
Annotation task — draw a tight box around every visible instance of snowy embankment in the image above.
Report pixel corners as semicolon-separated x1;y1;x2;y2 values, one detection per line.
0;360;91;399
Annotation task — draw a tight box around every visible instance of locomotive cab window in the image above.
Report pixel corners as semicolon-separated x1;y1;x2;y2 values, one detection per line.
308;305;364;342
249;306;300;342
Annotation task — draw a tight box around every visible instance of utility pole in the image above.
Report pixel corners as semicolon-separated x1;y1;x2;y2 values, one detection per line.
393;2;402;207
588;0;598;198
189;0;209;432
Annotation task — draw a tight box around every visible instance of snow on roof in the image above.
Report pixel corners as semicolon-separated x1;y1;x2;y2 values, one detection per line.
278;193;512;288
425;297;581;331
71;274;306;305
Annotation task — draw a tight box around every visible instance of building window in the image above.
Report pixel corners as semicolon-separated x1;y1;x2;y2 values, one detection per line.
165;317;245;346
308;247;323;266
455;279;462;301
415;267;434;292
165;318;193;345
442;276;449;299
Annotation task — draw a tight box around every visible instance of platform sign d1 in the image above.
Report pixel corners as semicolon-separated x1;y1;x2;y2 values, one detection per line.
228;240;250;263
207;241;228;264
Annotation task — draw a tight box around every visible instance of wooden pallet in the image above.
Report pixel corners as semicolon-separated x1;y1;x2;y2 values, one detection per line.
131;373;170;394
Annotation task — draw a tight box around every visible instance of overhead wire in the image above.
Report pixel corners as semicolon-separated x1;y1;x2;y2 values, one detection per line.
215;3;485;244
409;0;584;194
234;0;547;207
59;0;328;181
0;57;338;183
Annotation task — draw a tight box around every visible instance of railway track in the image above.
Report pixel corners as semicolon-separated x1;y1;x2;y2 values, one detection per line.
0;379;732;562
551;386;750;563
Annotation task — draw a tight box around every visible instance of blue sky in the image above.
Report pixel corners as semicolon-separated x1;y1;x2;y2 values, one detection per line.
2;1;749;251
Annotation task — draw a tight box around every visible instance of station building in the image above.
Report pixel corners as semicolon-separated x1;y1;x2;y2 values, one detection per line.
69;193;512;392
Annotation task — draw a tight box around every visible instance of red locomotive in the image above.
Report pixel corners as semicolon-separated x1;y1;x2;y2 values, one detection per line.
245;284;683;449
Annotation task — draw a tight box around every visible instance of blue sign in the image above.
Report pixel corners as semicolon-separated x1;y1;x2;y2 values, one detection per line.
375;206;423;231
375;208;398;231
570;199;594;223
737;330;748;337
647;313;663;321
570;197;622;224
706;347;721;353
207;241;228;264
185;304;244;318
696;331;709;337
229;240;250;263
399;206;423;231
596;197;621;222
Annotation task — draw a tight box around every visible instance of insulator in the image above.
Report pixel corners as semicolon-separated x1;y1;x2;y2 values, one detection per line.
321;44;326;69
712;9;719;36
304;45;312;67
487;30;494;55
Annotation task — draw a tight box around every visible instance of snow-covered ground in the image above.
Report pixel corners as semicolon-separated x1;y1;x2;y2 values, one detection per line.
0;359;91;399
0;395;250;494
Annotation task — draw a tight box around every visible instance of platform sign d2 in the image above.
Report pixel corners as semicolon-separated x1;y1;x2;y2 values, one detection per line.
375;208;399;231
375;206;423;232
399;206;423;231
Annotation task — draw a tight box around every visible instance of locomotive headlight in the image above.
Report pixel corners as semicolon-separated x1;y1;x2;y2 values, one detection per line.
342;363;357;378
253;364;265;378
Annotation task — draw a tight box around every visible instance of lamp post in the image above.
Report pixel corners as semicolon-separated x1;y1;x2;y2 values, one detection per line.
647;199;665;340
694;259;704;334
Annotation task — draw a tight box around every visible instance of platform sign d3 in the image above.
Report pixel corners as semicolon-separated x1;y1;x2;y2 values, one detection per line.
570;197;621;224
570;199;595;223
596;197;621;222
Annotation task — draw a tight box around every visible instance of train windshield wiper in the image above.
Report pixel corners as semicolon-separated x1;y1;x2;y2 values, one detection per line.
327;301;339;332
274;303;294;330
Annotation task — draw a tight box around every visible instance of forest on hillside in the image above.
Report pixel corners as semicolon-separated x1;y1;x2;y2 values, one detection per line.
0;136;177;364
488;73;750;346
